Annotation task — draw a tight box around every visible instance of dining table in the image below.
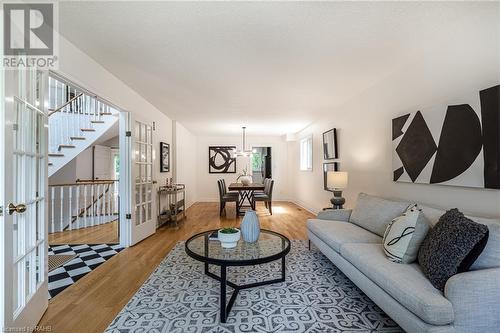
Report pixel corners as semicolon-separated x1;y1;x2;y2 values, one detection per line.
227;182;265;215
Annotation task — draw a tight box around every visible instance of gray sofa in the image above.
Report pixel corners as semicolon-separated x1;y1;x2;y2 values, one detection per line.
307;193;500;333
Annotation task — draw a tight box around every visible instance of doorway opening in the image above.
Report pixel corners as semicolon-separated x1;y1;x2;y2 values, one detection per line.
251;147;272;183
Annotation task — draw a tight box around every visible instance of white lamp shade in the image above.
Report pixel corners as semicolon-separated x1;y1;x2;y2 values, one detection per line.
327;171;348;189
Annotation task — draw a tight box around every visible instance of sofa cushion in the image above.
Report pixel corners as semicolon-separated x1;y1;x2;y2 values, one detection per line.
349;193;410;237
420;205;446;227
420;206;500;270
307;219;381;253
383;204;430;264
341;243;454;326
418;209;489;291
468;216;500;270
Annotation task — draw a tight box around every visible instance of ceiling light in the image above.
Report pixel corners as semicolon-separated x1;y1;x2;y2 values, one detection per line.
233;127;253;157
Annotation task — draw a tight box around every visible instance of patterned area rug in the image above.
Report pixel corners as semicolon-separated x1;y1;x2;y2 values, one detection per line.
106;240;402;332
48;243;123;298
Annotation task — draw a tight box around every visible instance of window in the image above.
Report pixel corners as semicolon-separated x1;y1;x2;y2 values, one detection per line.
251;151;263;172
300;135;313;171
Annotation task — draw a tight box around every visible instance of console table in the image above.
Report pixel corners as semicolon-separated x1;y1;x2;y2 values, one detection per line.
157;184;186;227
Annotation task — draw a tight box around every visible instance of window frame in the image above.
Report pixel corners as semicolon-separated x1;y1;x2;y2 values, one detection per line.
299;135;313;171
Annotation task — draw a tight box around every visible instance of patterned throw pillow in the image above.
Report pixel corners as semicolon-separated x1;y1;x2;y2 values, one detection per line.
418;208;489;291
383;204;430;264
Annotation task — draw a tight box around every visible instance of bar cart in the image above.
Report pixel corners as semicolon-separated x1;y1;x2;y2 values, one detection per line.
157;184;186;228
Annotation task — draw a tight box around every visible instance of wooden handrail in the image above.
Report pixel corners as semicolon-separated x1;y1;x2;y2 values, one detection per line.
76;179;119;183
48;92;84;116
49;179;118;187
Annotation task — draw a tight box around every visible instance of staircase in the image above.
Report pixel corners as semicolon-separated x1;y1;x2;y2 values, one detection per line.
48;75;119;176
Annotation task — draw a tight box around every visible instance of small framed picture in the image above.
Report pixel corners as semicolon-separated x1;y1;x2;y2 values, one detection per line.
322;128;338;159
160;142;170;172
323;162;339;191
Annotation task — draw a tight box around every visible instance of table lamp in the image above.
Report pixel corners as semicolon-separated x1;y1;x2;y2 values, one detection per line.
327;171;348;209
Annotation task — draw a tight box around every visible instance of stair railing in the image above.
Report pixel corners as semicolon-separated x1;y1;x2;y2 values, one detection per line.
47;75;114;154
48;180;119;234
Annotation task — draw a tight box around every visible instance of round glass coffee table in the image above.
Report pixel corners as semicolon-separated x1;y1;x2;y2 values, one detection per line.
185;229;290;323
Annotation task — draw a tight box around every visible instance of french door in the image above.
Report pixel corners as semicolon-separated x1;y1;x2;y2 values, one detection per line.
120;112;155;246
1;69;48;329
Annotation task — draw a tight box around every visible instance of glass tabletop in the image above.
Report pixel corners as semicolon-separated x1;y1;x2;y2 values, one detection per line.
185;229;290;266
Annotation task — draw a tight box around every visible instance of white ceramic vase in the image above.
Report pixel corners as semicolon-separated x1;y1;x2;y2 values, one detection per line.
240;176;252;186
218;229;241;248
241;210;260;243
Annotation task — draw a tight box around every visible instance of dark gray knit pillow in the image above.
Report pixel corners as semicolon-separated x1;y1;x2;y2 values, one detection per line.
417;208;489;291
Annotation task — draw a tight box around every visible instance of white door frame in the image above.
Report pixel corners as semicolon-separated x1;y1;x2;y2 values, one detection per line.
119;111;132;247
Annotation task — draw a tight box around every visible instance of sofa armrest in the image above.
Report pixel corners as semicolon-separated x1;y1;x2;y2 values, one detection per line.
316;209;352;222
444;267;500;332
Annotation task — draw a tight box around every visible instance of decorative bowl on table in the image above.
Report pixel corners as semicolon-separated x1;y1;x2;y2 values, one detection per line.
218;228;241;248
239;176;252;186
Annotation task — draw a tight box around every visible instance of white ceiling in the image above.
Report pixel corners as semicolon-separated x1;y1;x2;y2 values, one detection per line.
59;1;499;136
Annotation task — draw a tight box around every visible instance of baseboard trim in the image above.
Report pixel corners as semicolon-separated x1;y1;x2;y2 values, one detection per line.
290;200;319;216
185;199;318;216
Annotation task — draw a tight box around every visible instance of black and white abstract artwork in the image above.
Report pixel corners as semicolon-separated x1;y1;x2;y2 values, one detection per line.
209;146;236;174
392;85;500;189
160;142;170;173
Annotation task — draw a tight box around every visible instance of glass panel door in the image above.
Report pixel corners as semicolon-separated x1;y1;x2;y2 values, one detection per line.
130;119;155;245
2;68;48;330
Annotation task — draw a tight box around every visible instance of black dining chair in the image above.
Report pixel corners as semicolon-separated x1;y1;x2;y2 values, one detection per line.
221;178;239;195
218;180;239;217
253;179;274;215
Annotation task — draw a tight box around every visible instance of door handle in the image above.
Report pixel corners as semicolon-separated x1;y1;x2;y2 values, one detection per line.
8;203;27;215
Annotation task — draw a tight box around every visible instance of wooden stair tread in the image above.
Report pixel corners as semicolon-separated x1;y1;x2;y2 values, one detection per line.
91;120;105;124
58;145;76;150
81;128;95;132
100;112;112;116
70;136;86;140
48;153;64;157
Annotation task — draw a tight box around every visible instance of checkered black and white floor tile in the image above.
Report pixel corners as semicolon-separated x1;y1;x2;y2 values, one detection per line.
48;244;123;299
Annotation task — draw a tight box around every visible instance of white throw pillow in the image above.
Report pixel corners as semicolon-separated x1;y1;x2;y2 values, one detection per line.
383;204;430;264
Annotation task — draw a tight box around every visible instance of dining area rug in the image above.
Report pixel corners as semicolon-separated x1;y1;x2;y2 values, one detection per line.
105;240;401;332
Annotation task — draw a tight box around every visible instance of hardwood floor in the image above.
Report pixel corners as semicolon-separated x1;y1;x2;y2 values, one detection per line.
48;220;119;245
39;201;313;333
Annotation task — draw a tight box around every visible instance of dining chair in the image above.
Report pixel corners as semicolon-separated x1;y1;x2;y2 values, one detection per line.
218;180;239;216
221;178;238;195
253;179;274;215
254;178;270;196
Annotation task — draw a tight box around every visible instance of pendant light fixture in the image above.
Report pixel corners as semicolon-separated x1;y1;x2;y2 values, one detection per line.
233;126;254;157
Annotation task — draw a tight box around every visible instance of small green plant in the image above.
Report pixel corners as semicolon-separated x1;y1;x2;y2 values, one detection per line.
219;227;239;234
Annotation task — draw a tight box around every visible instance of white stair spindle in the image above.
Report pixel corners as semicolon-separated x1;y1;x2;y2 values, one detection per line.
97;183;102;225
59;186;64;232
91;183;95;227
68;186;72;231
107;183;112;217
76;185;80;229
51;187;55;233
84;184;88;228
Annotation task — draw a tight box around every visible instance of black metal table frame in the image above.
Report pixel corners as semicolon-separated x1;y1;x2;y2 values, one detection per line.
237;189;255;215
185;229;291;323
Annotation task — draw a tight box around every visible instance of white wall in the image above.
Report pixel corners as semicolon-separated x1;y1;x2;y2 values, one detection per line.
196;135;289;202
175;122;198;208
58;37;174;186
288;23;500;217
